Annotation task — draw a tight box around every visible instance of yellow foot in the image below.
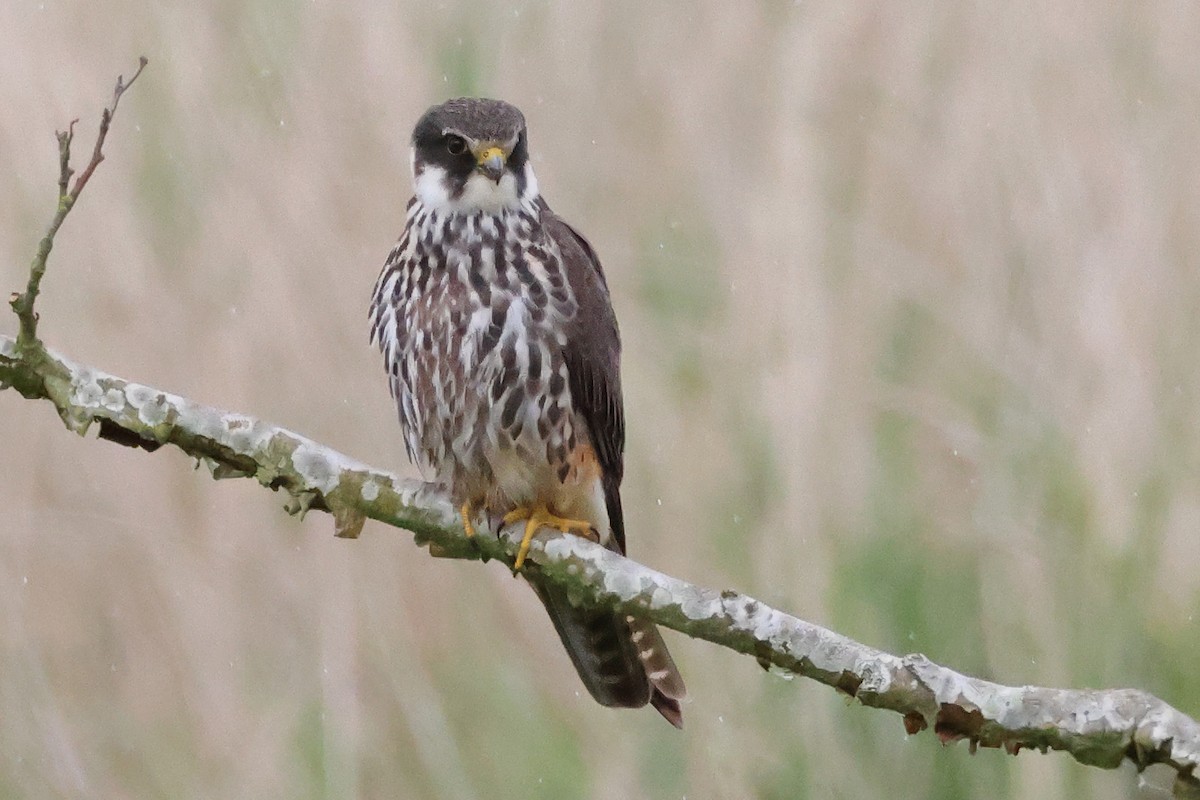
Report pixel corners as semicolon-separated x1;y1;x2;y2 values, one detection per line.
502;503;596;571
460;501;478;539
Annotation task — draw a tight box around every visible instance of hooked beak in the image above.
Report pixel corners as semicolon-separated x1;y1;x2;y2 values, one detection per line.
476;146;506;183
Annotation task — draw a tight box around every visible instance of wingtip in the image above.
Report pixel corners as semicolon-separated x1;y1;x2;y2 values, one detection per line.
651;689;684;730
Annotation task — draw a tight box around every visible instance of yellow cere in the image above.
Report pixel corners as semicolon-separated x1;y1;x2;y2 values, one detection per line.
476;145;506;166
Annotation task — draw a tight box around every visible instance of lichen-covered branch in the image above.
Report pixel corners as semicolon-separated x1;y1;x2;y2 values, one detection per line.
4;57;1199;800
2;336;1199;792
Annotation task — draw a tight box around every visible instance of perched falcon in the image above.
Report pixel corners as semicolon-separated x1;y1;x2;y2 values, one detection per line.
369;98;686;727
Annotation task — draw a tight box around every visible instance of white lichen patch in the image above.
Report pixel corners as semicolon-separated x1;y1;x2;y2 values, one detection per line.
602;565;644;601
543;533;592;561
725;594;770;634
361;479;380;502
679;592;713;621
125;383;171;427
749;605;784;641
307;435;373;472
69;368;104;408
856;656;895;693
101;388;126;412
388;475;413;496
292;441;342;494
389;478;458;527
219;414;267;452
649;586;674;610
982;686;1035;728
394;480;426;509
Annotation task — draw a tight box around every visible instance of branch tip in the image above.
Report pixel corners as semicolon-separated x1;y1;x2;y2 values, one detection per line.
9;58;148;347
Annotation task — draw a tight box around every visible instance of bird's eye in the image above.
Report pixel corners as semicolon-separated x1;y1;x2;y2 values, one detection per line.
445;135;467;155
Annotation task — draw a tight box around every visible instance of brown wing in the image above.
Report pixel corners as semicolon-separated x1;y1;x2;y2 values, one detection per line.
537;206;687;727
542;206;627;553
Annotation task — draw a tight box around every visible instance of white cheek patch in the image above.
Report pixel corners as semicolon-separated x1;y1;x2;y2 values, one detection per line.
521;162;539;202
414;164;453;209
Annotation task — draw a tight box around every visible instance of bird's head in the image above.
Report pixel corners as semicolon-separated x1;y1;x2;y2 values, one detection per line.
410;97;538;214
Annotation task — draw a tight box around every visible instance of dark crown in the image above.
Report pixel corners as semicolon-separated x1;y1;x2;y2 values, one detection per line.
412;98;526;144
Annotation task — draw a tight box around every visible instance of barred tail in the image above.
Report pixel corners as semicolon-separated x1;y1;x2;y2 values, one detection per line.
629;616;687;729
530;580;686;728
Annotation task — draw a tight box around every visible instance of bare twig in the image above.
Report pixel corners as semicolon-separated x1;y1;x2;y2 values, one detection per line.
57;119;76;199
70;56;148;200
8;56;147;347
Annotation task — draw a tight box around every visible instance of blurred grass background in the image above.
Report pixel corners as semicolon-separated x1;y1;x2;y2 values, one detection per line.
2;1;1199;798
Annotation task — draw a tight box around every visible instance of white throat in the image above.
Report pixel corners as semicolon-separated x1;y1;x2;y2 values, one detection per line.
411;153;539;215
